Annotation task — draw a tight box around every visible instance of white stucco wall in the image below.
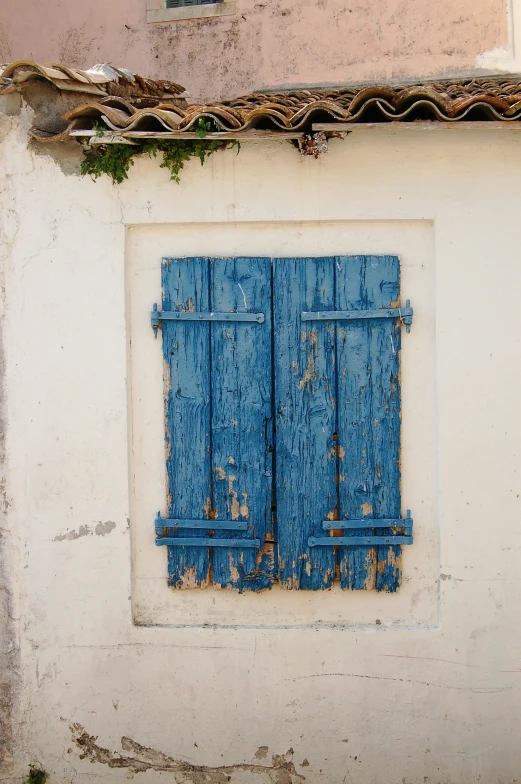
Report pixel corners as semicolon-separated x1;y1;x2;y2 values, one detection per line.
1;106;521;783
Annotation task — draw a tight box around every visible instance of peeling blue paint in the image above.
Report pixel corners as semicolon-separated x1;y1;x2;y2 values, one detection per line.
157;256;408;592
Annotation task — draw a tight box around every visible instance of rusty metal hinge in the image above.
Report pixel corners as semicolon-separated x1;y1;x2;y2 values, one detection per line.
155;513;259;548
151;303;265;338
302;300;413;333
155;513;248;532
156;538;261;548
308;511;413;547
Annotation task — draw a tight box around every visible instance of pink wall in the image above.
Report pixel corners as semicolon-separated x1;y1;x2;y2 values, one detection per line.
0;0;508;101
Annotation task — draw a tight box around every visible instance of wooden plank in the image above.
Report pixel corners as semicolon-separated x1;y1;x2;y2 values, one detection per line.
87;135;139;145
335;256;402;591
162;257;211;588
274;257;337;589
70;129;304;140
124;130;304;140
210;257;275;591
312;121;521;132
69;130;103;136
71;122;521;142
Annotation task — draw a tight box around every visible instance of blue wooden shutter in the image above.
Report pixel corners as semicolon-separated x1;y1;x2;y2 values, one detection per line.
209;258;275;590
155;255;410;592
159;257;275;591
274;255;405;592
274;258;338;590
335;256;402;591
162;257;211;588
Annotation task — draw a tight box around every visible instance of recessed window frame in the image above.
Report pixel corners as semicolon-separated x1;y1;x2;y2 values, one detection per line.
153;254;411;593
166;0;223;7
147;0;237;23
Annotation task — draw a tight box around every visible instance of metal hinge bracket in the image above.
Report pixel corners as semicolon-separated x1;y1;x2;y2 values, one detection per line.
154;513;258;548
156;537;260;548
155;513;248;533
151;303;264;338
309;510;413;547
302;300;413;333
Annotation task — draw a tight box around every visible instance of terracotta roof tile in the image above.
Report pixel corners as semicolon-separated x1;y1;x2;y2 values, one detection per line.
57;77;521;140
2;61;521;142
0;60;186;100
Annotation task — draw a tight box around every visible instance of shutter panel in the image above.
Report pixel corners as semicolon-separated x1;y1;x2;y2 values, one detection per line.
274;255;405;591
335;255;402;591
162;258;211;588
157;255;409;593
160;257;274;592
274;258;338;589
210;258;275;591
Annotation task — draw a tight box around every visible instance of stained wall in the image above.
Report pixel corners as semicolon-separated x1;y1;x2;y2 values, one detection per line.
0;0;512;100
1;101;520;782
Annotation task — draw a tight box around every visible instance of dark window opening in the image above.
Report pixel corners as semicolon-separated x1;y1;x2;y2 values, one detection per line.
166;0;224;8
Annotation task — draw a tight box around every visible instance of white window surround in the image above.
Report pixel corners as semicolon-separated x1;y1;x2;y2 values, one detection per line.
476;0;521;70
147;0;237;23
128;218;437;629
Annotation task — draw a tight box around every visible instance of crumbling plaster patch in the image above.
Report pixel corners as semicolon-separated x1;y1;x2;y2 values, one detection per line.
72;724;305;784
0;111;22;782
53;521;116;541
29;140;83;177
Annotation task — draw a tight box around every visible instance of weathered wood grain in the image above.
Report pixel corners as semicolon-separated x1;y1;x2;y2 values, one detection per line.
335;255;402;591
274;258;337;589
162;257;211;588
311;121;521;133
159;255;405;593
210;257;274;591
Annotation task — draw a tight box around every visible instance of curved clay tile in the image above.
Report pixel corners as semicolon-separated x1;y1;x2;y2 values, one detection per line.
180;106;244;130
64;103;133;125
5;64;521;139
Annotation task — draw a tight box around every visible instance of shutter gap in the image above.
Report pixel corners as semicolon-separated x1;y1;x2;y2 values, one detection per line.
207;259;216;582
269;259;278;549
332;261;342;582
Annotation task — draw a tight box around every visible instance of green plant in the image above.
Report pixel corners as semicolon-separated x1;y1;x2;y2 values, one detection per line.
193;117;216;139
80;117;241;185
80;143;137;184
24;765;48;784
92;119;106;138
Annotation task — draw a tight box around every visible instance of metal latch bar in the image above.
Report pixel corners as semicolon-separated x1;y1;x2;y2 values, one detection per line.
302;300;413;332
309;535;413;547
322;511;413;531
155;514;248;533
156;537;260;548
311;510;413;546
151;303;264;337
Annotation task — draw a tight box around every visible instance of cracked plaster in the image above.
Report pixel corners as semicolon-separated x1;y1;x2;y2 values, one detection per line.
0;0;511;101
0;92;521;784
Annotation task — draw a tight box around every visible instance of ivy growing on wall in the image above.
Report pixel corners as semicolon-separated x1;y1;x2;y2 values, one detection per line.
24;765;48;784
80;118;240;185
